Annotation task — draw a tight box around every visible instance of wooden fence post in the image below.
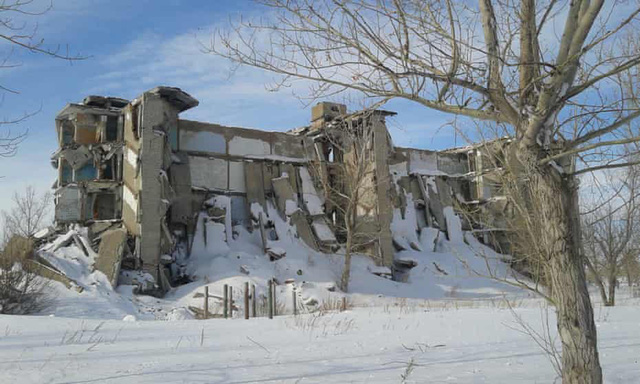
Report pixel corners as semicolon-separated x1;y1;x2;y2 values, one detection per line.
229;286;233;318
244;282;249;320
223;284;228;319
272;280;277;317
268;280;273;319
251;284;256;318
292;287;297;316
204;286;209;319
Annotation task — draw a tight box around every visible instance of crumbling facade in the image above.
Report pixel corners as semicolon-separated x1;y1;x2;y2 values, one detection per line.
50;86;507;294
53;96;129;224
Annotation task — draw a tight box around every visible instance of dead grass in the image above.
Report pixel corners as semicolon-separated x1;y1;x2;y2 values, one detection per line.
287;310;356;338
316;296;353;314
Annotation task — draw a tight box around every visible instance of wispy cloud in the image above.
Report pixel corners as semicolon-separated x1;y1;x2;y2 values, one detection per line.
88;26;315;130
87;11;462;141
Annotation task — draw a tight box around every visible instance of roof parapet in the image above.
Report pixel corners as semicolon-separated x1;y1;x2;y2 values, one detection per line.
146;86;199;112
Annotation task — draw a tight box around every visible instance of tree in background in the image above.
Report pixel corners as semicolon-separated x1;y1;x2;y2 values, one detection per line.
621;251;640;289
209;1;640;382
0;185;52;314
582;154;640;306
1;185;52;242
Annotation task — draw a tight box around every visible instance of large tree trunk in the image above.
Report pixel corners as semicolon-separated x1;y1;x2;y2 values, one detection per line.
515;150;602;383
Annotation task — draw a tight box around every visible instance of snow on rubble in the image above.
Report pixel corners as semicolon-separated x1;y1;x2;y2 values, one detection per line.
32;198;522;322
31;227;152;320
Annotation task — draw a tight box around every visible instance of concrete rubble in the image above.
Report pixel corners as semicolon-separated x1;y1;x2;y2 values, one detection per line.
0;86;511;296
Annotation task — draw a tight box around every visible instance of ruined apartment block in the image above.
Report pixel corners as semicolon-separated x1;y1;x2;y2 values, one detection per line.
53;96;129;225
51;86;506;295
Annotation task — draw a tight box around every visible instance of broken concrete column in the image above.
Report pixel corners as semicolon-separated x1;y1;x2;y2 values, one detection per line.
371;114;396;267
131;87;198;293
310;102;347;130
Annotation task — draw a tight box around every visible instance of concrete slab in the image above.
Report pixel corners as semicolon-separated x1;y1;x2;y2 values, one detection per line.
290;210;318;251
229;161;246;192
427;180;446;230
95;228;128;288
60;146;93;170
245;161;266;210
280;163;298;193
272;175;297;215
189;156;227;190
262;163;278;194
435;177;453;207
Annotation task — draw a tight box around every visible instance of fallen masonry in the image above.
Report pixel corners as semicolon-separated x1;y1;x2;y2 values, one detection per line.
11;86;514;296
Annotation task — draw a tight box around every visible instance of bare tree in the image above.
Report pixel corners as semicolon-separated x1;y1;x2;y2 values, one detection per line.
1;185;52;239
0;250;51;314
621;250;640;288
0;186;53;315
207;1;640;381
0;0;85;158
583;206;634;307
309;108;381;291
582;162;640;306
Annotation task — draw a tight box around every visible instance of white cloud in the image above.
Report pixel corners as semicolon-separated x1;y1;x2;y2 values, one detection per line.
87;11;462;140
89;26;316;129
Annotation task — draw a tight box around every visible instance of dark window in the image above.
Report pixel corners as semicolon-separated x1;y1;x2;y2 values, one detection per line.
60;160;72;185
105;115;118;141
76;163;97;181
93;194;117;220
60;121;74;145
102;159;114;180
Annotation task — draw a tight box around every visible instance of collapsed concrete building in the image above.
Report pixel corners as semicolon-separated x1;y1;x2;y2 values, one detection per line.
49;86;508;295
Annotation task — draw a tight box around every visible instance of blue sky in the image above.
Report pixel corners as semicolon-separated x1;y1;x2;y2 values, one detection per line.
0;0;461;212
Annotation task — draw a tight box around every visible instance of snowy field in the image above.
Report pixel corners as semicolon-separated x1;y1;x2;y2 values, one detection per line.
1;296;639;384
8;204;639;383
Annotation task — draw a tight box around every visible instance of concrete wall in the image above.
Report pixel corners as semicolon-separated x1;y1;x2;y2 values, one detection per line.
178;120;313;161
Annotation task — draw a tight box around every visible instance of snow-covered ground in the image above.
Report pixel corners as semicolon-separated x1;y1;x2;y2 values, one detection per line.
7;205;638;382
1;295;639;383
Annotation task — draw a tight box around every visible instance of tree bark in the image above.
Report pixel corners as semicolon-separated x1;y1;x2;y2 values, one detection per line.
341;234;353;292
606;273;616;307
522;155;603;384
341;206;355;292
